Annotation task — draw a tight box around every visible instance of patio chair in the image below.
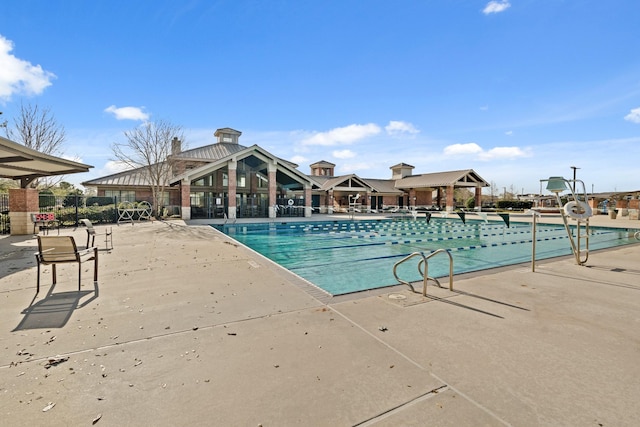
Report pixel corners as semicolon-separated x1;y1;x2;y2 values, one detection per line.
35;236;98;293
80;218;113;250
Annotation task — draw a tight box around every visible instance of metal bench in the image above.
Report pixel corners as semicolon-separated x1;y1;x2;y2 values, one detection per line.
80;218;113;250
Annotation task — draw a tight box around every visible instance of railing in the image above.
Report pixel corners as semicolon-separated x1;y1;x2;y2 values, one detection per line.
540;177;591;265
392;249;454;296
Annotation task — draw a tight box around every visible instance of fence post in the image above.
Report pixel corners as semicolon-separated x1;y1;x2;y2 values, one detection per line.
74;194;79;227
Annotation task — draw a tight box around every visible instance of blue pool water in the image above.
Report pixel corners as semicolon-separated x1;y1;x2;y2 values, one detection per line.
212;218;638;295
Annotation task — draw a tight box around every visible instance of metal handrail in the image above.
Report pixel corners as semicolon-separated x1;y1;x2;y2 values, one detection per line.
540;177;590;266
392;249;454;296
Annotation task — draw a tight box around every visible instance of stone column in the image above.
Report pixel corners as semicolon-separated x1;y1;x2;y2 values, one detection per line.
9;188;39;235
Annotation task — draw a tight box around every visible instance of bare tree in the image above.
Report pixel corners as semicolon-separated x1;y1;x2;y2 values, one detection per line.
112;119;185;216
6;103;66;155
5;103;67;188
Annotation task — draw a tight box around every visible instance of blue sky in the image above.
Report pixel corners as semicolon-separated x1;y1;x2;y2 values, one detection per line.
1;0;640;194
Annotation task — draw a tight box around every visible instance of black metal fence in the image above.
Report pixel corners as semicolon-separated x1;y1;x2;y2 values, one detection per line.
0;193;9;235
37;194;119;226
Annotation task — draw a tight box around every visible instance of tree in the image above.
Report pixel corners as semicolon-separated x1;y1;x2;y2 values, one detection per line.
4;103;67;188
111;119;185;216
5;102;66;155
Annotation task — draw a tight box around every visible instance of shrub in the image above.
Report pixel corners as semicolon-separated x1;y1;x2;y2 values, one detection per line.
496;200;534;210
86;196;116;207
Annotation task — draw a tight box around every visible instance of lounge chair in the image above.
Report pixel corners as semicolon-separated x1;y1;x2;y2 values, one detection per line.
35;236;98;293
80;218;113;250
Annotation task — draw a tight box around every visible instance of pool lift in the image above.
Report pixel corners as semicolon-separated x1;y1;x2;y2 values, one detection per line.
539;176;592;266
348;193;361;220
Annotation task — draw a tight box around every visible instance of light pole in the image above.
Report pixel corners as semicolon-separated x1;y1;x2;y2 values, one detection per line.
570;166;580;192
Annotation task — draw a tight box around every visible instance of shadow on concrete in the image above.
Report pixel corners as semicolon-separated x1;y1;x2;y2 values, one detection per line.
0;235;37;280
12;281;99;331
535;268;640;292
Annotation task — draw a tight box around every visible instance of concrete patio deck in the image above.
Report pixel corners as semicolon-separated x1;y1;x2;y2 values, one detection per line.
1;214;639;426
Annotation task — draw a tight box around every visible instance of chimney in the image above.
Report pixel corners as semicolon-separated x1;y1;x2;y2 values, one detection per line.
171;137;182;155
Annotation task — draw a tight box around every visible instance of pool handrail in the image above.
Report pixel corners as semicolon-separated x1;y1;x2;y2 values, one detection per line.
393;249;453;296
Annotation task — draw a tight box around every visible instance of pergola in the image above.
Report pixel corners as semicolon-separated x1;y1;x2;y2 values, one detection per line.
1;136;93;234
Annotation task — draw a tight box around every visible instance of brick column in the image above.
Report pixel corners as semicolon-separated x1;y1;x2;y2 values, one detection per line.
409;189;416;207
446;185;455;212
328;190;334;214
9;188;39;235
475;187;482;211
227;161;237;219
304;186;312;217
268;163;277;218
180;179;191;220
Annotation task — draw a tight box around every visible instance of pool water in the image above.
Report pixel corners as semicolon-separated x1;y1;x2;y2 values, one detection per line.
212;218;638;295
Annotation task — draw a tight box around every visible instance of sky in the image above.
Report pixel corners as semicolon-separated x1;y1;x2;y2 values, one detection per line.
1;0;640;195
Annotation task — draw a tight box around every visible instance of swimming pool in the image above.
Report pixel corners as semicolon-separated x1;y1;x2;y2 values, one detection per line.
212;218;639;295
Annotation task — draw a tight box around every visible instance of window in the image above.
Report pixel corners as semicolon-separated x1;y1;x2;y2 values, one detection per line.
238;172;246;188
257;173;268;188
105;190;136;202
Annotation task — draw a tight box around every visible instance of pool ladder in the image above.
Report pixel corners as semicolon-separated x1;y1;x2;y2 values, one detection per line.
392;249;454;296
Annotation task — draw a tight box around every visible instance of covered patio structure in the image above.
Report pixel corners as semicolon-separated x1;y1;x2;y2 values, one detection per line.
0;136;92;235
394;169;490;212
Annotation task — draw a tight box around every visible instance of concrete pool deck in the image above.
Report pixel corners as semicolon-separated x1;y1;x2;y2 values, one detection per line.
1;214;639;426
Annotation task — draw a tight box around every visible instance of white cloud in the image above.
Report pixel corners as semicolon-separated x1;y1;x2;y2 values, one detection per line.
337;161;372;175
483;1;511;15
332;149;356;159
624;107;640;124
289;155;308;164
480;105;489;111
478;146;529;160
0;35;55;101
102;160;131;175
301;123;381;146
443;143;483;156
385;120;419;136
505;130;513;136
444;142;529;160
104;105;150;121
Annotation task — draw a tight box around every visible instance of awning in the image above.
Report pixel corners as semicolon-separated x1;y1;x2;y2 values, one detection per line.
0;136;92;187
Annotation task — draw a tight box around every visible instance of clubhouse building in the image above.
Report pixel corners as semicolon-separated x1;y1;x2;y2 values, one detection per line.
82;127;490;219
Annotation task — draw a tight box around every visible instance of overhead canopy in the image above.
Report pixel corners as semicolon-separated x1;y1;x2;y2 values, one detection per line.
0;136;92;187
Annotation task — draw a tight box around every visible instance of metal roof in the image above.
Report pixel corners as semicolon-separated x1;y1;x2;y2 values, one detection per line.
82;165;159;187
361;178;404;194
0;136;93;187
171;142;299;168
395;169;489;189
171;142;248;162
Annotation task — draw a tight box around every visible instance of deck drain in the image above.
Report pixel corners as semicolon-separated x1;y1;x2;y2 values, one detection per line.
388;293;407;300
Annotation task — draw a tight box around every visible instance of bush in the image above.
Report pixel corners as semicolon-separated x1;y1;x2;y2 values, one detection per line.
496;200;534;211
63;193;83;208
55;206;117;226
465;197;475;210
86;196;116;206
